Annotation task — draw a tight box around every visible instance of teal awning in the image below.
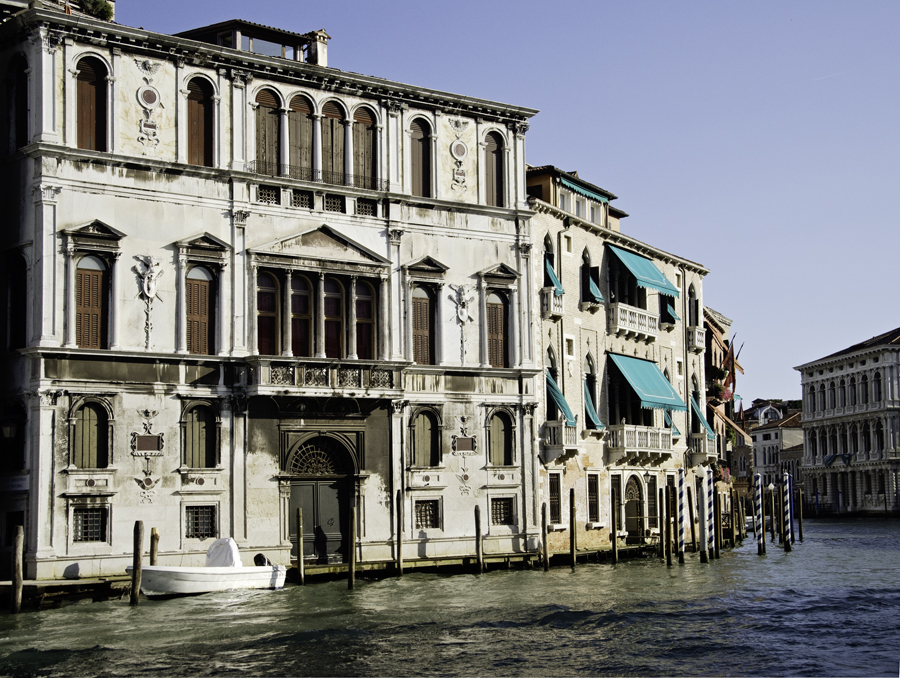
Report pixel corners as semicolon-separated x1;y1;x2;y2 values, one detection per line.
588;277;605;303
584;380;604;430
665;299;680;321
545;259;564;296
609;354;687;411
690;396;716;441
609;246;680;297
560;176;609;204
664;410;681;437
547;371;577;427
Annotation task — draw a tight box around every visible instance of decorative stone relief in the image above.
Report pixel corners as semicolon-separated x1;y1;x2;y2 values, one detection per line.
448;284;475;365
305;367;327;387
131;409;164;457
448;118;469;192
134;59;164;154
271;366;295;386
451;417;478;456
339;368;360;388
371;369;392;388
134;256;163;349
134;475;159;504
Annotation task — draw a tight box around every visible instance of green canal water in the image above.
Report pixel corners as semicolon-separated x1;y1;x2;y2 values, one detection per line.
0;519;897;676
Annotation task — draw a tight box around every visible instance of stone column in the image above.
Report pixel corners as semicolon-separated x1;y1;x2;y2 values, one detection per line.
311;113;322;180
247;102;258;167
64;241;76;348
29;28;59;143
248;260;258;355
282;269;293;357
343;119;353;185
176;253;187;354
379;275;390;361
217;263;229;355
315;272;326;358
404;278;413;362
375;124;384;189
108;252;121;349
435;282;444;365
347;276;359;359
478;275;488;367
279;107;290;175
510;285;520;367
230;70;248;170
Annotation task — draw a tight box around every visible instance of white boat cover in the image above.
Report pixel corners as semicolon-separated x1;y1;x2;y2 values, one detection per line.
205;538;243;567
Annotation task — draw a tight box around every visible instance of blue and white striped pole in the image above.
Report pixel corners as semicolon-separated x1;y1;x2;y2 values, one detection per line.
783;472;792;552
678;468;686;564
706;466;716;557
755;472;763;556
698;470;709;563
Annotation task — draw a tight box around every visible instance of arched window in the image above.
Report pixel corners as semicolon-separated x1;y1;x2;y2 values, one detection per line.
862;424;871;453
355;281;375;360
321;101;345;184
75;255;108;349
818;384;826;411
543;235;555;288
412;411;439;467
808;431;817;459
584;356;601;430
849;376;857;406
352;107;377;188
828;382;835;409
288;95;313;178
488;411;513;466
690;375;701;434
9;56;28;151
484;131;504;207
256;272;279;355
187;78;214;167
546;348;559;422
409;118;431;198
486;291;508;368
860;374;869;405
688;285;699;327
807;386;816;413
839;379;846;408
73;403;108;468
184;405;216;468
76;57;107;151
849;425;858;455
875;422;884;451
873;372;882;402
411;286;434;365
291;276;312;358
255;88;280;174
324;278;343;358
186;266;215;355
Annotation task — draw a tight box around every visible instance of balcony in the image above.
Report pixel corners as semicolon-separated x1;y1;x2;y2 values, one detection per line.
247;359;401;394
542;420;578;462
606;424;673;465
246;161;390;191
607;302;659;341
687;325;705;353
540;287;564;320
689;433;715;466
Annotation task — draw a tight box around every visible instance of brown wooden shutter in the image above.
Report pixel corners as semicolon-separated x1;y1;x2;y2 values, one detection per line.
487;300;506;368
186;279;212;354
255;89;280;170
289;96;313;171
485;132;504;207
353;107;376;186
76;58;106;152
414;413;438;467
74;404;107;468
75;268;106;349
187;79;213;167
410;119;431;198
322;102;344;181
412;295;432;364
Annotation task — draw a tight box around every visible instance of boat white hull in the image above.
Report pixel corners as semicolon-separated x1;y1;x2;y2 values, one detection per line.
126;565;287;598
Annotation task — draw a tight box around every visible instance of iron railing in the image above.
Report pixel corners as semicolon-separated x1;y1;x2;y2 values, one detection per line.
246;161;389;191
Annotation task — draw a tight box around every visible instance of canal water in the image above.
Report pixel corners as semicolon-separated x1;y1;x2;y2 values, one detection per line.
0;520;897;677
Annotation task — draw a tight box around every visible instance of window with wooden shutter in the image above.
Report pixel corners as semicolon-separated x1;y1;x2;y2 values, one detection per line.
73;403;108;468
411;286;433;365
484;132;504;207
321;101;345;184
324;278;343;359
256;272;279;355
255;89;280;174
486;292;507;368
352;107;377;188
413;411;439;467
76;57;107;152
355;281;375;360
187;78;214;167
489;413;513;466
186;266;215;355
75;256;107;349
184;405;216;468
291;276;312;358
409;119;431;198
288;96;313;176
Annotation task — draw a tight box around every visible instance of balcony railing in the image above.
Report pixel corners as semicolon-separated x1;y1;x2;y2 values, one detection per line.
543;420;578;454
606;424;673;465
687;326;705;353
608;302;659;341
540;288;564;320
246;161;390;191
248;359;398;391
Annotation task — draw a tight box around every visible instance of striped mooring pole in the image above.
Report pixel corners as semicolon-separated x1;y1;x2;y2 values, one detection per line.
706;467;715;557
677;468;686;564
783;472;792;553
755;472;764;556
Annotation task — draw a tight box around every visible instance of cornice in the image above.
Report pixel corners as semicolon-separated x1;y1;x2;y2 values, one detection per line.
794;346;899;374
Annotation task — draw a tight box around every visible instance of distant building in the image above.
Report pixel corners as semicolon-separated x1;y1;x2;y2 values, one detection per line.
794;328;900;514
750;412;802;488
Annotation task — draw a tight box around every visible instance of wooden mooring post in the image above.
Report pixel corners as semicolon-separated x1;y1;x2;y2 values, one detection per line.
130;521;143;606
348;505;357;590
542;503;549;571
10;525;23;614
611;488;618;564
475;505;484;574
297;508;306;585
150;527;159;566
569;488;577;569
395;490;403;577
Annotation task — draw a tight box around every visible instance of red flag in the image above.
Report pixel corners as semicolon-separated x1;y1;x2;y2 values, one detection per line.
723;339;736;392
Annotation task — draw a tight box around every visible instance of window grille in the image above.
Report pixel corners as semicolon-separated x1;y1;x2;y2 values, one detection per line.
415;500;439;529
549;474;561;524
257;185;280;204
73;507;107;542
186;505;217;539
355;198;377;216
324;194;345;213
491;497;514;525
587;474;599;522
291;190;313;209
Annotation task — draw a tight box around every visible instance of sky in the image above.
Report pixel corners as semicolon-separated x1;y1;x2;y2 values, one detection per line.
116;0;900;405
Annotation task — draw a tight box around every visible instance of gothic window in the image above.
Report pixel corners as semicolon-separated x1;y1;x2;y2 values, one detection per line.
73;402;109;469
291;275;312;358
584;356;601;430
355;281;375;360
411;286;434;365
324;278;344;359
187;78;214;167
412;411;439;467
488;411;513;466
409;118;431;198
688;284;699;327
75;255;108;349
288;95;313;177
255;88;280;174
76;57;108;152
183;405;217;469
543;235;555;288
352;106;377;188
484;131;504;207
486;291;508;368
186;266;215;355
546;347;559;421
321;101;345;185
256;271;280;355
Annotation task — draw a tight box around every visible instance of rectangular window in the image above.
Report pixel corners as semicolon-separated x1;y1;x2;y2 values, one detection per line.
75;267;107;349
575;198;585;218
412;291;433;365
648;475;658;529
291;190;313;209
491;497;514;525
257;185;280;204
324;194;345;213
355;198;377;216
73;507;107;542
563;234;572;254
565;337;575;358
587;474;599;523
549;473;561;524
763;434;771;441
558;190;570;213
186;505;217;539
591;204;602;225
414;500;439;529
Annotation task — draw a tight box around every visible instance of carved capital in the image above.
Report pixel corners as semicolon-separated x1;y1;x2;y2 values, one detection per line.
512;122;530;138
232;209;250;225
33;184;62;203
392;399;408;415
230;69;253;87
389;228;404;244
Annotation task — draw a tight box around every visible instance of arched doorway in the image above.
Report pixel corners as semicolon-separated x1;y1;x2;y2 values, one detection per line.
624;476;643;542
286;436;353;564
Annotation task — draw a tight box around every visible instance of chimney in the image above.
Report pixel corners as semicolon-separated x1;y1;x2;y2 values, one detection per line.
305;29;331;67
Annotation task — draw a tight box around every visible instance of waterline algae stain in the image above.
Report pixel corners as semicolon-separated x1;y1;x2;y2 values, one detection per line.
0;521;897;676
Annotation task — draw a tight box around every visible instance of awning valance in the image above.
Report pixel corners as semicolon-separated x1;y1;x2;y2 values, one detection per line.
588;276;605;303
547;371;577;427
584;380;604;430
608;354;687;411
690;396;716;441
609;245;679;297
560;176;609;204
545;259;564;296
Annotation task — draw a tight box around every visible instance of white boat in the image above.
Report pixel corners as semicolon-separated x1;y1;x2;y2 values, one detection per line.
127;538;287;598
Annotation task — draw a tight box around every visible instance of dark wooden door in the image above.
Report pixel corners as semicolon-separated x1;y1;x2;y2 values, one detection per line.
291;480;347;564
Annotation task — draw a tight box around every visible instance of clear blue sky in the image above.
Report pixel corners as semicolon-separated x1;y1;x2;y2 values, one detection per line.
117;0;900;405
